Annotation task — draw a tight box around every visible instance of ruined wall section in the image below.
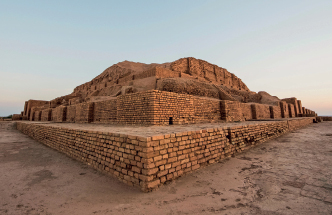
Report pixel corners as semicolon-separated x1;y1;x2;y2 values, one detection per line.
133;67;180;80
169;57;250;91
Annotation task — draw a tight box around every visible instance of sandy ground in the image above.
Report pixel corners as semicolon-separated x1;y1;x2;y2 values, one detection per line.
0;121;331;215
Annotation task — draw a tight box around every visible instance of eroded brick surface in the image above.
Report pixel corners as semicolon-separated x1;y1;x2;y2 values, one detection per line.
16;117;314;191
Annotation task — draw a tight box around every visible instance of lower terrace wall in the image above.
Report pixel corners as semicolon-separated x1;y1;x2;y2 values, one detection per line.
16;122;149;190
16;117;314;192
320;116;332;121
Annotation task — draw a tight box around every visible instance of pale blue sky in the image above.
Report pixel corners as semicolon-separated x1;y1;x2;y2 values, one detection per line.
1;0;331;116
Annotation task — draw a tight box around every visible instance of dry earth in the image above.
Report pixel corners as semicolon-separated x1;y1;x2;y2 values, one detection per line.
0;121;332;215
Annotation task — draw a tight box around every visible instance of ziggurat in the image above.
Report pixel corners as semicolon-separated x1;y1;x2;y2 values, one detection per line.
13;57;319;191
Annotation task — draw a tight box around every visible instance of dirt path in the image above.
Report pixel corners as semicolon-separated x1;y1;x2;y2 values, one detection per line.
0;121;331;215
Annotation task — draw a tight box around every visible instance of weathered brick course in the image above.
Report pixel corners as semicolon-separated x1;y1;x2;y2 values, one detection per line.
16;117;314;192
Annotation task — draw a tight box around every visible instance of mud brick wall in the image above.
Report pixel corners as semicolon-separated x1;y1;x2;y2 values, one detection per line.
118;75;134;84
140;128;229;189
23;101;28;116
169;57;249;91
12;114;22;120
116;91;155;125
139;117;315;190
118;90;222;125
309;110;316;117
75;102;94;123
96;82;107;90
282;97;299;117
227;121;289;151
240;103;253;120
151;91;195;125
34;111;42;121
25;100;49;119
16;122;150;191
288;104;295;118
94;99;117;123
279;101;289;118
269;105;281;119
251;104;271;120
287;118;314;131
134;67;180;80
52;106;67;122
41;109;52;121
152;91;223;125
29;107;36;121
16;117;314;192
69;97;81;105
30;106;47;121
302;107;306;115
220;100;244;122
66;105;76;122
321;116;332;121
24;90;311;125
297;100;303;114
133;69;158;80
304;109;309;117
193;97;221;123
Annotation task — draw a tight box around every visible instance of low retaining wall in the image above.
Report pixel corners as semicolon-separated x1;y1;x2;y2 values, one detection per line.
320;116;332;121
16;117;314;192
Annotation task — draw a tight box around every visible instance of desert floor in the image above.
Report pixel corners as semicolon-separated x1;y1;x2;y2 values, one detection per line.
0;121;331;215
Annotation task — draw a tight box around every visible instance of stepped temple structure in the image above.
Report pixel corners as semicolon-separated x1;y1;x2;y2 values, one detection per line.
16;57;317;124
14;57;319;191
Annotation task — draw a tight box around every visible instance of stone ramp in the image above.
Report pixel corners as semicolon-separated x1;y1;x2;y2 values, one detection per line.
16;117;315;192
